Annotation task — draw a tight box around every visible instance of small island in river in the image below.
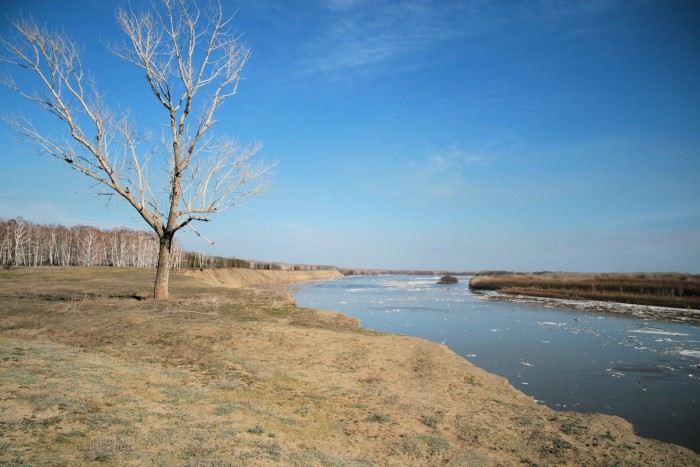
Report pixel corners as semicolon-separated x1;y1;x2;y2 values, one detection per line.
437;275;459;284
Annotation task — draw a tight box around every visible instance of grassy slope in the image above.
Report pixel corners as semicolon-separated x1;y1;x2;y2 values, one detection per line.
1;267;699;465
470;272;700;310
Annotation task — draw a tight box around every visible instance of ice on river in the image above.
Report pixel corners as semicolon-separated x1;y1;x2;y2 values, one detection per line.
629;329;691;337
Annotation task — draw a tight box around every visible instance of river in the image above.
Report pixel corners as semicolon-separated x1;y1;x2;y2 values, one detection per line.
292;275;700;453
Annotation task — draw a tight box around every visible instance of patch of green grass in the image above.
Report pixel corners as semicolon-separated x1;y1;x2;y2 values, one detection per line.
417;434;451;453
529;430;573;457
83;435;133;462
217;429;239;441
390;433;452;459
288;449;375;466
306;392;328;401
182;459;234;467
279;417;301;426
213;404;234;416
246;426;265;435
209;378;238;390
19;416;62;430
162;385;210;404
560;419;589;438
251;440;283;461
420;411;445;428
463;375;480;386
366;414;390;424
445;449;491;466
56;431;86;442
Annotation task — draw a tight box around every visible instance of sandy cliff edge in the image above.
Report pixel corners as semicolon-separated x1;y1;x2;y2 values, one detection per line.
180;268;343;288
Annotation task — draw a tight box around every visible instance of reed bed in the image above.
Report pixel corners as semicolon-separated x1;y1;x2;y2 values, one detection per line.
469;272;700;310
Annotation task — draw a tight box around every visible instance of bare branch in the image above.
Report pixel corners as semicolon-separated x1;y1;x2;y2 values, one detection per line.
177;137;272;230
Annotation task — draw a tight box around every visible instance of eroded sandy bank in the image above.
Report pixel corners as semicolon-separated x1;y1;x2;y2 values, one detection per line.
180;267;343;288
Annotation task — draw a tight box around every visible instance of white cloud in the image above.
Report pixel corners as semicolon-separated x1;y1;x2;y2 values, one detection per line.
301;0;617;76
404;145;487;199
302;0;468;75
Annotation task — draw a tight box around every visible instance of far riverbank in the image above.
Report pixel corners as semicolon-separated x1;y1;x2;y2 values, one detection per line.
469;271;700;313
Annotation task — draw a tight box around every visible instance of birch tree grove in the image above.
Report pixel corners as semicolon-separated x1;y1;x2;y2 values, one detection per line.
0;0;271;299
0;218;182;269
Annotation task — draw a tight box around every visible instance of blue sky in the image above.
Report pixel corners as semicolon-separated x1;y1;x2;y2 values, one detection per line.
1;0;699;272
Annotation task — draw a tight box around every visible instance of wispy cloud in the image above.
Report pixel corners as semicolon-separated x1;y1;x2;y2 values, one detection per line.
301;0;469;75
300;0;616;76
404;145;487;199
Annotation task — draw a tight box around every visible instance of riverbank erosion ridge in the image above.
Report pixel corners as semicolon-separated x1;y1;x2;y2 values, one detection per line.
181;268;343;289
1;268;698;465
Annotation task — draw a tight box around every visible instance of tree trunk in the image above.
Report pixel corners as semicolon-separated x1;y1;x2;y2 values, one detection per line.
153;234;173;300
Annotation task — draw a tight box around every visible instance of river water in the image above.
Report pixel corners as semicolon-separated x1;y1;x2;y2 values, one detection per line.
292;275;700;453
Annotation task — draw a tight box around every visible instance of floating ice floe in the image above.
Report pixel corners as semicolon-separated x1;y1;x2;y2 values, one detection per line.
678;349;700;358
538;321;567;327
629;329;691;336
520;361;534;367
475;290;700;325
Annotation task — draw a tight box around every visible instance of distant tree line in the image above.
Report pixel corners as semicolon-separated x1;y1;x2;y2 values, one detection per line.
0;218;182;270
249;261;337;272
178;252;336;272
182;252;251;269
1;218;337;272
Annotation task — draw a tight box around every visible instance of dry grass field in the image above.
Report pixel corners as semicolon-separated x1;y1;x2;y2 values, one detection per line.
1;267;699;465
470;272;700;311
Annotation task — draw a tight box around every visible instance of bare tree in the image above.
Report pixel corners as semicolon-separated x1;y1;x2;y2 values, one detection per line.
0;0;271;299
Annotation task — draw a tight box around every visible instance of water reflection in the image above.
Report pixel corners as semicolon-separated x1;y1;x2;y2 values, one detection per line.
293;275;700;453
